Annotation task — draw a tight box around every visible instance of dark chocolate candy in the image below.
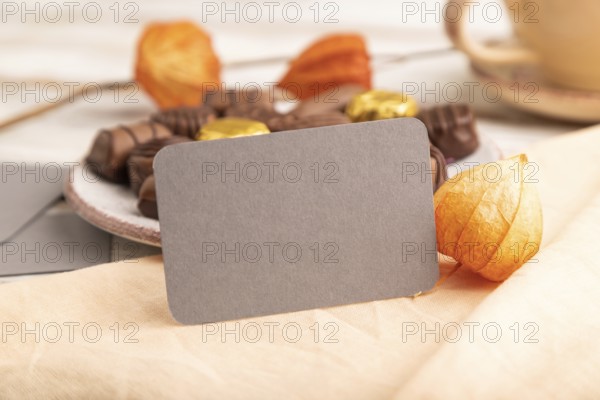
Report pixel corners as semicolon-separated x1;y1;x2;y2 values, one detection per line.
291;84;366;117
267;111;351;132
127;136;192;194
430;143;447;192
417;104;479;160
86;121;172;183
138;175;158;219
150;106;217;138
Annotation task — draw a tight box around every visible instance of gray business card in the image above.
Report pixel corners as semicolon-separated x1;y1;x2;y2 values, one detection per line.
155;118;438;325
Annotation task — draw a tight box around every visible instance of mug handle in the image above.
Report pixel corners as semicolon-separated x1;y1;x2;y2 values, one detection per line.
445;0;538;65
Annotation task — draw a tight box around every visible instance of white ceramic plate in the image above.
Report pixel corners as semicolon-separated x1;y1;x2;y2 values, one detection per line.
64;133;501;247
65;170;161;247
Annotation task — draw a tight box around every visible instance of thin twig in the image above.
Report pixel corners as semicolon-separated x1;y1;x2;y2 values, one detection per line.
224;47;455;68
0;80;134;131
435;262;463;289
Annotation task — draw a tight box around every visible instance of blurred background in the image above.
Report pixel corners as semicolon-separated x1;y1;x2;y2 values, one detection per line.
2;0;577;164
0;0;514;81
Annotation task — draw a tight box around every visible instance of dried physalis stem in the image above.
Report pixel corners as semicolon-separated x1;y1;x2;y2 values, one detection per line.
434;155;543;281
135;21;221;109
278;34;371;100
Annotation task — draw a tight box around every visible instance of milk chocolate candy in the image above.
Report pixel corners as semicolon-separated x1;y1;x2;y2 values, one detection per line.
127;136;192;194
138;175;158;219
417;104;479;160
150;106;217;138
225;102;281;125
292;84;366;117
430;143;447;191
267;111;351;132
86;121;172;183
203;88;273;116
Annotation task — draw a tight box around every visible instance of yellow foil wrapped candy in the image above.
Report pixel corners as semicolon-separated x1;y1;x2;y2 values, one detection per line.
346;90;418;122
434;155;543;282
197;118;270;141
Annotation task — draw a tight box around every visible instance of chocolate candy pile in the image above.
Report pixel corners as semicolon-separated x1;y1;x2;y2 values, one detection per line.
86;87;479;220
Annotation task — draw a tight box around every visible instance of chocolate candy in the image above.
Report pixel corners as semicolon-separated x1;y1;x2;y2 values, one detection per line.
417;104;479;160
137;175;158;219
127;136;192;194
203;89;273;116
430;144;447;191
150;106;217;138
225;103;281;125
267;111;351;132
291;84;366;117
86;121;172;183
346;90;418;122
197;118;270;140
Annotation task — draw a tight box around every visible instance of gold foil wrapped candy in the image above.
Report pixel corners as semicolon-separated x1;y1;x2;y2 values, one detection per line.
197;118;270;141
434;155;543;282
346;90;418;122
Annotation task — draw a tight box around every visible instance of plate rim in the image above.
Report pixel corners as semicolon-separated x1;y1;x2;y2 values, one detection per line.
64;171;162;247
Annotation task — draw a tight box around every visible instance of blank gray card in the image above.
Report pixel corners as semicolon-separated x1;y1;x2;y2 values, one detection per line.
155;118;438;324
